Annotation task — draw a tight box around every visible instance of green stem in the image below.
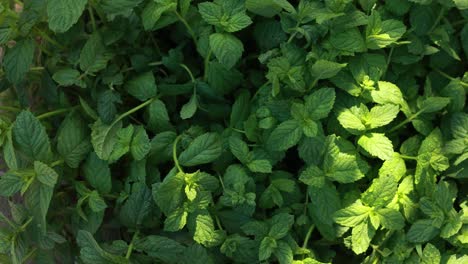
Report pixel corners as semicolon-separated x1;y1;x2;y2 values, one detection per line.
0;212;16;228
125;230;140;259
88;6;97;32
0;106;22;112
173;135;184;173
203;49;212;81
30;66;44;71
180;64;196;83
50;160;64;167
34;28;64;49
383;47;394;79
307;77;319;91
148;61;163;67
301;224;315;249
37;107;77;120
21;248;37;264
18;217;33;232
400;155;417;161
433;68;468;87
231;128;246;134
214;215;224;231
428;8;445;34
388;109;424;133
115;97;157;124
173;11;198;49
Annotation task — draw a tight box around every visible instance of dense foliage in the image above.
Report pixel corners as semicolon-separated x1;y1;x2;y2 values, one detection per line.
0;0;467;263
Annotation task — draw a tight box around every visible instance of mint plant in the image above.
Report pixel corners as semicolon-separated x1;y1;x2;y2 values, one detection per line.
0;0;467;263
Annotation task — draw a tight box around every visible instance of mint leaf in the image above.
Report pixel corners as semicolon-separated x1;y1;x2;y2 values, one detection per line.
3;39;35;85
358;133;394;160
310;60;347;80
179;133;223;166
57;112;91;168
47;0;87;33
210;33;244;69
267;120;303;151
125;72;157;101
13;111;52;162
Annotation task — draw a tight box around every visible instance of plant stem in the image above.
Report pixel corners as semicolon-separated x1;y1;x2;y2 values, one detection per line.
400;155;417;161
88;6;97;32
0;212;16;228
203;49;212;81
0;106;22;112
433;68;468;87
388;109;424;133
34;28;64;49
180;64;196;83
50;160;64;167
125;230;140;259
115;97;157;123
428;8;445;34
37;107;77;120
173;135;184;173
383;46;394;79
301;224;315;249
173;11;198;49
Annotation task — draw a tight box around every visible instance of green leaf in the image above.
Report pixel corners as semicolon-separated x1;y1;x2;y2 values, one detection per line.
13;111;52;162
337;108;366;133
77;230;128;263
421;243;441;264
147;99;172;132
47;0;87;33
180;92;198;120
3;39;35;85
125;72;157;101
130;126;151;160
247;160;272;173
229;137;249;164
119;182;153;228
361;174;397;208
329;28;366;53
325;152;365;183
334;201;371;227
34;161;58;187
310;60;347;80
199;1;252;32
259;236;277;261
0;171;24;196
141;0;177;30
79;33;111;73
91;119;123;160
24;180;53;234
192;211;222;247
152;172;185;215
371;81;405;105
57;112;92;168
135;235;185;263
209;33;244;69
351;220;375;254
366;12;406;49
454;0;468;9
178;133;223;166
268;213;294;239
165;207;188;231
267;120;303;151
418;97;451;113
83;152;112;194
245;0;283;17
376;208;405;230
52;68;83;87
305;88;336;120
358;133;394;160
274;241;293;264
88;191;107;212
109;125;134;162
366;104;399;129
407;219;439;243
